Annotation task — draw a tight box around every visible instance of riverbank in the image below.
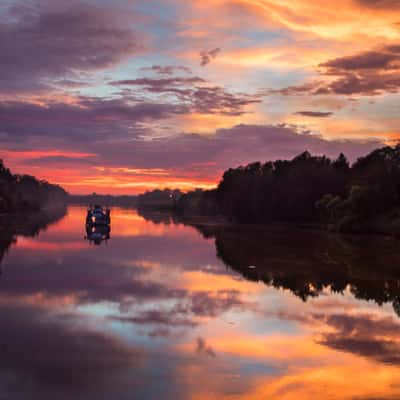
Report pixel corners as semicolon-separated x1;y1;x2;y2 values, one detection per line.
137;206;400;238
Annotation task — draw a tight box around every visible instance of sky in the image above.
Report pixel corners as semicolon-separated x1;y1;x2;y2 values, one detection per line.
1;0;400;194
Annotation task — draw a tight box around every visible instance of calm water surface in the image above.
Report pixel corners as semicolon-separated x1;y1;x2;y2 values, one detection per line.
1;206;400;399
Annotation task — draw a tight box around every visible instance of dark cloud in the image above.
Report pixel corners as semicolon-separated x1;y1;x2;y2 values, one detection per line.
186;290;253;317
140;65;192;75
190;86;261;115
0;100;381;172
0;253;185;306
318;313;400;365
111;76;260;115
0;97;186;144
272;44;400;96
0;1;143;93
0;303;141;399
320;51;399;71
195;337;216;357
356;0;400;8
108;289;251;337
268;82;323;96
294;111;334;118
111;76;205;93
24;155;98;167
352;397;397;400
200;48;221;66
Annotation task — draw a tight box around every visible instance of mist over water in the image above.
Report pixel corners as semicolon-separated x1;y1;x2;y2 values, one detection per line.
1;206;400;399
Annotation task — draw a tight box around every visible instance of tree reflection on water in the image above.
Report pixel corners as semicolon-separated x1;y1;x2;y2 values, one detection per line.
138;209;400;316
0;206;67;271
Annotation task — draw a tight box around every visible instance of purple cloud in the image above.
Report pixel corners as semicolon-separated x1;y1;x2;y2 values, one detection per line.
272;44;400;96
0;95;382;172
0;2;144;93
356;0;400;8
196;337;216;357
294;111;334;118
200;48;221;66
0;97;187;145
140;65;193;75
0;303;141;396
321;51;399;71
76;124;381;175
111;76;261;115
318;313;400;365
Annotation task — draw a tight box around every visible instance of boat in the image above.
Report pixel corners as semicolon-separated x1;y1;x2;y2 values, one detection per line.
86;205;111;227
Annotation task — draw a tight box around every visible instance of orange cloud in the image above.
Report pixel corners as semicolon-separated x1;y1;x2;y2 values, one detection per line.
194;0;400;43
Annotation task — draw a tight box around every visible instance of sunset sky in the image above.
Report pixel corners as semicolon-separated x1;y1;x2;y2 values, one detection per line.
1;0;400;194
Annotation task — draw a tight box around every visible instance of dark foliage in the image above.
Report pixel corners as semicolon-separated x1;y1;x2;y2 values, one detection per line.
216;151;350;223
68;193;138;208
0;159;67;213
137;189;183;210
175;189;219;216
173;145;400;233
316;145;400;232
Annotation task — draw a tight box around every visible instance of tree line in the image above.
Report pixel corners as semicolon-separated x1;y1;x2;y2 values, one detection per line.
0;159;67;213
175;145;400;233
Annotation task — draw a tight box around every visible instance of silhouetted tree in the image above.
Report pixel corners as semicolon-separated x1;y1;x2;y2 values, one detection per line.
0;159;67;213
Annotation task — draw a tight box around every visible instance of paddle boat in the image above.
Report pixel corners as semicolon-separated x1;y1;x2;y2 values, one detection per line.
86;205;111;227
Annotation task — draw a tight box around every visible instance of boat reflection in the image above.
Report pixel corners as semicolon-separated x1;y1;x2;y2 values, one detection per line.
85;224;111;245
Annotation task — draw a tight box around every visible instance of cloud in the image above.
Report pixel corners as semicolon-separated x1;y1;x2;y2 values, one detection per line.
111;76;205;93
110;310;198;328
0;97;186;145
272;44;400;96
1;241;252;325
356;0;400;8
205;0;400;43
294;111;334;117
0;99;382;178
190;86;261;115
0;303;141;398
90;124;379;172
111;76;260;115
0;253;185;306
320;50;400;71
200;48;221;66
0;1;144;93
0;92;383;189
186;290;253;317
107;289;252;336
318;313;400;365
196;337;216;357
140;65;192;75
24;155;98;167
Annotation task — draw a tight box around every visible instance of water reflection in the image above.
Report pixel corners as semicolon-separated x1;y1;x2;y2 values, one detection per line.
1;206;400;399
85;224;111;245
200;223;400;315
138;209;400;315
0;206;66;272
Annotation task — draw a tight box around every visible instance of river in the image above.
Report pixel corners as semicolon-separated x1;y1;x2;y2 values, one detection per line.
0;206;399;399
